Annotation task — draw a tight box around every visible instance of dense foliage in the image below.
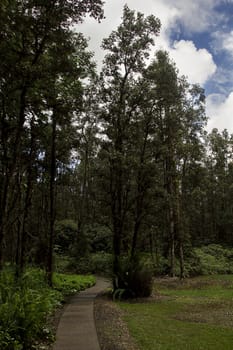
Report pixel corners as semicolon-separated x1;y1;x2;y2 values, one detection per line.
0;267;95;349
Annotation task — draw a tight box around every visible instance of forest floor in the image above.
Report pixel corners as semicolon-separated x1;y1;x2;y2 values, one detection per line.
94;293;139;350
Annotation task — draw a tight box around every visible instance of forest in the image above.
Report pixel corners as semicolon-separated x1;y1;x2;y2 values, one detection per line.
1;1;233;348
1;0;233;284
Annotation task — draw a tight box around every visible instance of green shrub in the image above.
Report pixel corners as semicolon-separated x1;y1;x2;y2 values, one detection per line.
113;255;153;299
90;252;113;275
194;244;233;275
70;252;113;275
0;268;62;350
0;267;95;349
0;330;23;350
54;254;74;273
54;219;77;254
150;244;233;277
71;256;93;274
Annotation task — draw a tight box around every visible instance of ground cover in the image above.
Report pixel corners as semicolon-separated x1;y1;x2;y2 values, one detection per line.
0;267;95;350
118;275;233;350
53;272;95;294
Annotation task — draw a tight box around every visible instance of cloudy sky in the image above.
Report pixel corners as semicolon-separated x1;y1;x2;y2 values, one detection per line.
80;0;233;133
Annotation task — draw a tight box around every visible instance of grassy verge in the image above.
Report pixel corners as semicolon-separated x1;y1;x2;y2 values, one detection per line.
53;272;95;294
119;275;233;350
0;267;95;350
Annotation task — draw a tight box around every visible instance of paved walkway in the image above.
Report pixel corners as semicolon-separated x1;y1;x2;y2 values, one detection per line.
53;277;110;350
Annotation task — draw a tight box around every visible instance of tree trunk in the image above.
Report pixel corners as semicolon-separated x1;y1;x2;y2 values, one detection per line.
47;112;57;286
111;166;124;290
0;180;9;270
179;241;185;279
0;87;27;270
130;128;149;260
20;118;36;271
169;207;176;278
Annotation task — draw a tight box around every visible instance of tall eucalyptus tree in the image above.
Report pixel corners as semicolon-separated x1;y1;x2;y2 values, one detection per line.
0;0;104;272
145;51;206;277
97;5;161;286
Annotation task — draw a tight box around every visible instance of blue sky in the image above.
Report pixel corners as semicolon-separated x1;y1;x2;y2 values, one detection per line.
80;0;233;133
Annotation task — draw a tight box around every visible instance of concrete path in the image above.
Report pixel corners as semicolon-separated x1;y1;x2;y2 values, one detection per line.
53;277;110;350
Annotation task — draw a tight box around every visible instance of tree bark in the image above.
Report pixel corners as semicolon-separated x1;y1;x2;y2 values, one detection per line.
20;117;36;271
47;111;57;286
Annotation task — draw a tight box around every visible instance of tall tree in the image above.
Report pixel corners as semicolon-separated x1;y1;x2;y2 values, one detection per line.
97;5;160;287
0;0;103;271
145;51;206;277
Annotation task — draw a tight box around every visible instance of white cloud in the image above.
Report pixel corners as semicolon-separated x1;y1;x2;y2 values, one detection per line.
165;0;222;33
79;0;179;66
223;31;233;52
217;30;233;56
206;92;233;132
79;1;216;86
78;0;233;132
169;40;217;85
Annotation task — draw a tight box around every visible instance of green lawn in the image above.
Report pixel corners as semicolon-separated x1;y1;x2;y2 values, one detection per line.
119;275;233;350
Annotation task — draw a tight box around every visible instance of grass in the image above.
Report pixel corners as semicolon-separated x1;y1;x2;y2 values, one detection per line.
119;275;233;350
53;272;95;294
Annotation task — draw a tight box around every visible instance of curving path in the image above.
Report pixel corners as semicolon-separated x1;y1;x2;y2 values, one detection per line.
53;277;110;350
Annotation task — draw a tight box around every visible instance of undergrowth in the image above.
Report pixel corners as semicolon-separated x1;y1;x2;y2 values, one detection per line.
0;267;95;350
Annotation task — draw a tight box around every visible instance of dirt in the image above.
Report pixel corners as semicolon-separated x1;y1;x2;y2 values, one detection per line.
94;293;139;350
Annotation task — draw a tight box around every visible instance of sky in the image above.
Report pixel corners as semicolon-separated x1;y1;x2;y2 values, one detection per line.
79;0;233;133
